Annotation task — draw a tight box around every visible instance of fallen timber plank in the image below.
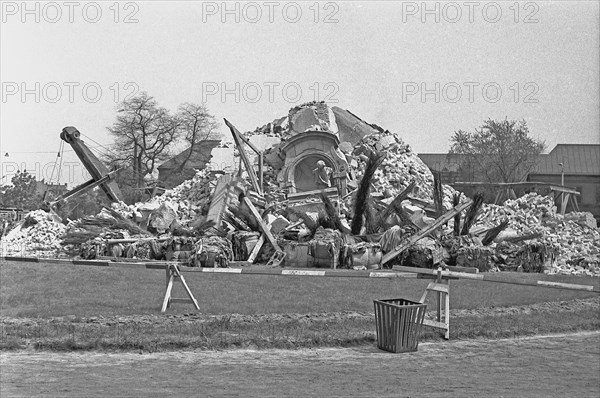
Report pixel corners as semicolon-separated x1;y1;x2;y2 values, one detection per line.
382;200;473;265
395;265;480;280
196;267;243;274
97;256;164;263
423;319;447;329
242;196;282;253
2;256;39;262
109;262;150;269
179;266;277;275
283;220;305;231
224;118;262;195
395;265;599;293
417;273;460;280
176;266;419;279
145;262;171;269
486;277;598;292
247;234;265;263
1;257;72;265
104;237;169;244
37;258;67;264
536;281;595;291
205;174;236;228
445;265;479;274
72;259;110;267
282;269;326;276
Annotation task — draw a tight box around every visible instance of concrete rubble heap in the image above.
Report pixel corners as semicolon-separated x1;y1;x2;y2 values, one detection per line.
1;210;66;257
1;102;598;278
471;193;600;276
110;167;219;227
350;130;456;209
160;167;217;208
244;101;335;141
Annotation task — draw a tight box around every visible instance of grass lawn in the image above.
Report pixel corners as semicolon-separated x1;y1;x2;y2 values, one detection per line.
1;260;599;318
1;259;599;351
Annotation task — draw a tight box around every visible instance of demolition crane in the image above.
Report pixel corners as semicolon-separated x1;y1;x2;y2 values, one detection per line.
43;126;123;218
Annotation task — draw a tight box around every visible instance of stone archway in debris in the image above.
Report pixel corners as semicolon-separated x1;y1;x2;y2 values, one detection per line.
281;130;349;196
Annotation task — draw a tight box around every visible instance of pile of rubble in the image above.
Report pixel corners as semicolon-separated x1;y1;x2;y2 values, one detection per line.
1;102;598;278
243;101;457;211
110;167;219;228
245;101;336;141
1;210;66;257
469;193;600;276
564;212;598;229
159;167;217;208
351;129;456;208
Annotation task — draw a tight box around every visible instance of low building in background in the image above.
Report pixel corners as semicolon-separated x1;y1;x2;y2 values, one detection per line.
35;181;68;199
157;140;221;189
418;144;600;219
417;153;462;184
528;144;599;217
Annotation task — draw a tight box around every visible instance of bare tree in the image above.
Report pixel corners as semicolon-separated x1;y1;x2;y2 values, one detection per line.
107;92;179;200
173;102;220;173
449;119;546;183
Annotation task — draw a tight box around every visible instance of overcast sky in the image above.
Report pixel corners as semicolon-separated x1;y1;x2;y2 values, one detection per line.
1;1;598;187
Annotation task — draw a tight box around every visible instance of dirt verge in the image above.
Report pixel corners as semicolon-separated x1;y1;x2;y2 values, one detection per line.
2;297;599;352
1;331;598;397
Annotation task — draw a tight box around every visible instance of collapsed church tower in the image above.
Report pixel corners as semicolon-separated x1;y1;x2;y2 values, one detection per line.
243;101;448;214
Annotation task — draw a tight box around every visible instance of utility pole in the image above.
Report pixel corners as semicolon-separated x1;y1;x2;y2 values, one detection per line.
558;162;565;211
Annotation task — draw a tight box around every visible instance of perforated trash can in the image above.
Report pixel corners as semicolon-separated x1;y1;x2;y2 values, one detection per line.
374;298;427;353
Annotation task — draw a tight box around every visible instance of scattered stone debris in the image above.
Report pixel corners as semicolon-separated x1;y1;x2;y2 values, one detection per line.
1;103;598;277
350;128;457;209
471;193;600;276
1;210;66;257
111;167;219;225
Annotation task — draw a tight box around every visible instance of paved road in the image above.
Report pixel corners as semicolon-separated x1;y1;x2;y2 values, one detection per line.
1;332;599;397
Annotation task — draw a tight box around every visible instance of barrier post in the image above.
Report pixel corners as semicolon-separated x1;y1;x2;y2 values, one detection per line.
419;267;451;339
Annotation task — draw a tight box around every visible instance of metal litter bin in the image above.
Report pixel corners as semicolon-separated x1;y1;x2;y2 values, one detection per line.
374;298;427;353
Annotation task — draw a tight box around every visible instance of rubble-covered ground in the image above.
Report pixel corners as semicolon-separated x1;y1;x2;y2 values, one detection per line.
472;193;599;276
1;102;598;276
0;210;66;258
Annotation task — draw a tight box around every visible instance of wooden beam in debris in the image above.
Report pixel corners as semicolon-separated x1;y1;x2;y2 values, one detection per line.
227;121;262;154
104;237;170;244
382;200;473;265
247;234;265;263
224;118;262;195
242;196;281;253
433;171;444;218
246;217;278;264
548;185;580;195
258;152;264;193
283;220;304;231
206;174;236;228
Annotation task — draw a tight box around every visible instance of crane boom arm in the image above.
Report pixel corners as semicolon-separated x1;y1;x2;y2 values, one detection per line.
60;126;123;202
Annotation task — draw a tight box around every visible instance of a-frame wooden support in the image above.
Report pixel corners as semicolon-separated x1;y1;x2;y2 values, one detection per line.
161;264;200;313
419;268;450;340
